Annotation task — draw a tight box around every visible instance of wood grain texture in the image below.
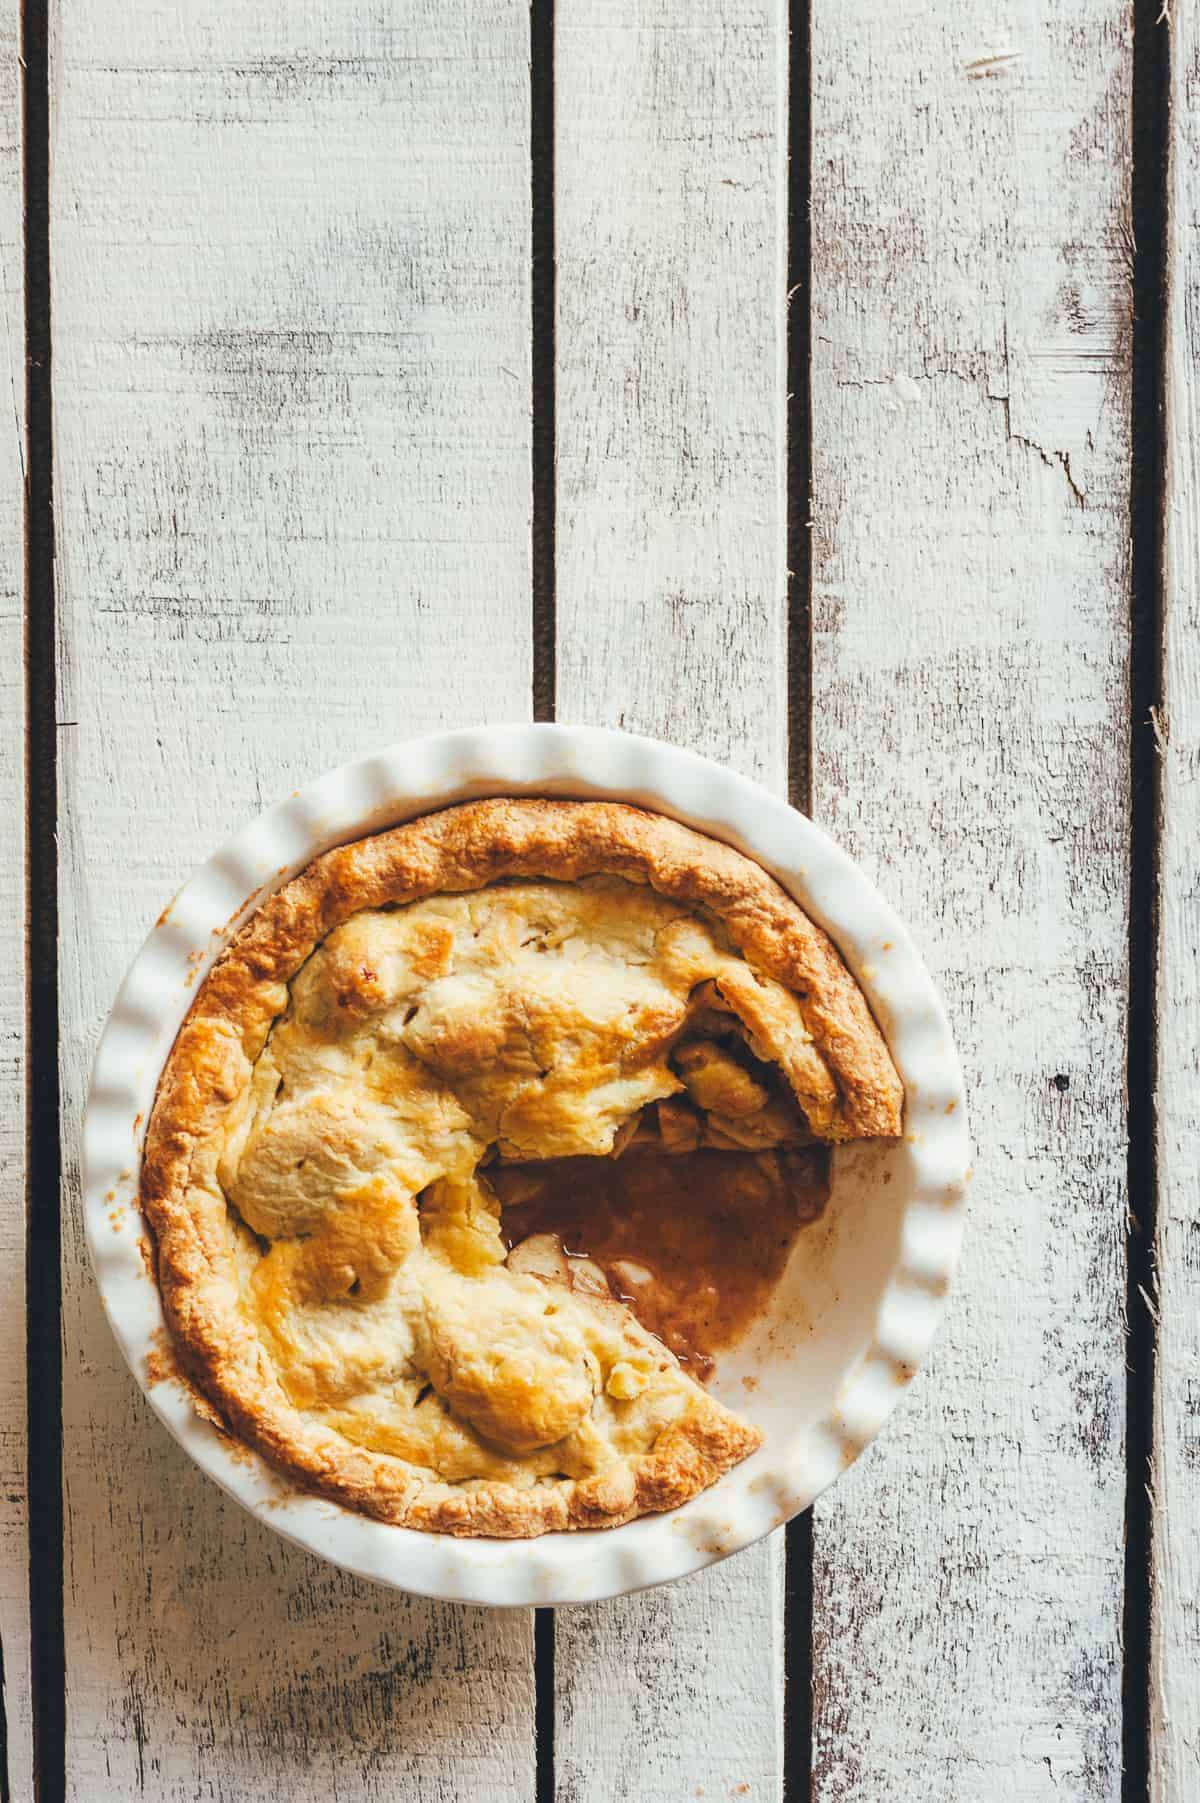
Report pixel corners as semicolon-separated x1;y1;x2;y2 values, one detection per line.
808;4;1133;1797
0;0;29;1791
553;4;789;1797
51;3;534;1796
1151;6;1200;1792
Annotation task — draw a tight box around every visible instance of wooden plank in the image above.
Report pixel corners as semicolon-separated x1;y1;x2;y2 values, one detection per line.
51;4;535;1796
808;4;1132;1796
552;4;789;1797
1151;6;1200;1792
1;0;30;1788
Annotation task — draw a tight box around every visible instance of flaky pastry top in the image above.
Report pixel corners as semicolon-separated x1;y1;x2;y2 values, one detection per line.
140;800;902;1536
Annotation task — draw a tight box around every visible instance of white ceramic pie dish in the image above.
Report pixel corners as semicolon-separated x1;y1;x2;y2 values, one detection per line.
84;723;969;1606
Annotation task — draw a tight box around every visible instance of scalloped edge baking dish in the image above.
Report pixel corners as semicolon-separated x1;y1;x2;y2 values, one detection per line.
83;724;969;1605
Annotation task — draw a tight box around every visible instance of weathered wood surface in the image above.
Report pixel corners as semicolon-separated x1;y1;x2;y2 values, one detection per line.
808;3;1134;1797
0;0;30;1793
1152;6;1200;1794
553;3;789;1797
29;1;1194;1799
51;3;535;1797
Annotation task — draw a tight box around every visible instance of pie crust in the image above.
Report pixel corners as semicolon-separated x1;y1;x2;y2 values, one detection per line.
141;799;902;1537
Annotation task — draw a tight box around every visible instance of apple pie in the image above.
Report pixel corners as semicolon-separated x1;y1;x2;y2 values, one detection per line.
141;799;902;1537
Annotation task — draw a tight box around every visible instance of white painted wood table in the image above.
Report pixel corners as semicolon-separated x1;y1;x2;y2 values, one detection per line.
6;0;1195;1797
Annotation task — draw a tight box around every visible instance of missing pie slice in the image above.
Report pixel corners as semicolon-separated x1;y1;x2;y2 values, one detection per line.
141;799;902;1537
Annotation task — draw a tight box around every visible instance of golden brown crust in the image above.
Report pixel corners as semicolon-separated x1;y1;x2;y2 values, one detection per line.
141;800;902;1536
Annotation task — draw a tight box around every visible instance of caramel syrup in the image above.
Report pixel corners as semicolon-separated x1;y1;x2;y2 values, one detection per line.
494;1146;829;1380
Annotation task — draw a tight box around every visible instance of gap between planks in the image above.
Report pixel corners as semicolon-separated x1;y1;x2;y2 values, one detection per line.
531;0;556;732
531;5;556;1793
1124;0;1170;1799
22;0;66;1796
784;0;816;1794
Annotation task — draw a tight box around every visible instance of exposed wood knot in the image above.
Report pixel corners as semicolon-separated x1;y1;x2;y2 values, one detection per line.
964;48;1022;79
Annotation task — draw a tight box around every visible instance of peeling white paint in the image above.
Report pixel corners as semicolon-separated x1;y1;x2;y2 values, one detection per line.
51;4;537;1798
809;0;1133;1796
1151;3;1200;1794
553;5;788;1797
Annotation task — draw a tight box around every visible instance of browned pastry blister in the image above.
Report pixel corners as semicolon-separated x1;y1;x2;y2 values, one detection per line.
141;800;902;1537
